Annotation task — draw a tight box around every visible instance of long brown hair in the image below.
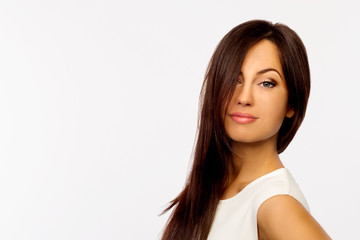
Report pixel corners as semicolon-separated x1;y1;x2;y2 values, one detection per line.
161;20;310;240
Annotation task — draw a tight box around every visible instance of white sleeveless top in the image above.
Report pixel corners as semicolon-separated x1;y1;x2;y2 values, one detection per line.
207;168;310;240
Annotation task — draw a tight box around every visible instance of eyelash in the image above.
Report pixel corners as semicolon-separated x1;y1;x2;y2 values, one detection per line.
237;80;277;88
260;80;276;88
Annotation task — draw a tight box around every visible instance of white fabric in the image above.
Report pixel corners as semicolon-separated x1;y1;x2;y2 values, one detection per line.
207;168;310;240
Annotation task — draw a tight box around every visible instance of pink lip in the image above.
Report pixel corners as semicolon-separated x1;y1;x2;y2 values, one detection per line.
230;112;258;124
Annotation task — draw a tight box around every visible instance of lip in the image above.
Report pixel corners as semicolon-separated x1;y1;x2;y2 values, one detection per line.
230;112;258;124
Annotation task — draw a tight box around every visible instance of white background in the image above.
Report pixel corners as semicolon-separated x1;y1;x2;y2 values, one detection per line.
0;0;359;239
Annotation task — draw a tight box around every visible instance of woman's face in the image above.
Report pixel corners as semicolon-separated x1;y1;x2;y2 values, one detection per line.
224;39;294;145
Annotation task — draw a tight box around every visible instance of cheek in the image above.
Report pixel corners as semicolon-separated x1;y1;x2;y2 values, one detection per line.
223;94;237;123
261;93;289;126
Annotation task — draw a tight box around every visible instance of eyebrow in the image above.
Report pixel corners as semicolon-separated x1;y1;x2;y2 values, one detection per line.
239;68;283;80
256;68;283;79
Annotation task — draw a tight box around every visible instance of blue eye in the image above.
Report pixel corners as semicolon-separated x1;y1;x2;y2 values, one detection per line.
260;81;276;88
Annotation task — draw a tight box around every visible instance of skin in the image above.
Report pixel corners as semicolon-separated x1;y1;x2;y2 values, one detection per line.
222;39;331;239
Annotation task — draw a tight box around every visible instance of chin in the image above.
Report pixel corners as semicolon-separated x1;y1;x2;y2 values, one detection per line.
227;131;279;146
227;133;261;143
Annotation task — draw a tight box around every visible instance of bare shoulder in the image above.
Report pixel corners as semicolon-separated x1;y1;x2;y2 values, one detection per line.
257;195;331;240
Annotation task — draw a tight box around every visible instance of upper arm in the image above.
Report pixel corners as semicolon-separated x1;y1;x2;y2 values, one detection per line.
257;195;331;240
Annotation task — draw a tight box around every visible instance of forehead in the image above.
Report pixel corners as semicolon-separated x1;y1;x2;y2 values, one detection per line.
240;39;284;78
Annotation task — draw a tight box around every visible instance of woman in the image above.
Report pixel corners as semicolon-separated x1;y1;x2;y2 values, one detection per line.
161;20;331;240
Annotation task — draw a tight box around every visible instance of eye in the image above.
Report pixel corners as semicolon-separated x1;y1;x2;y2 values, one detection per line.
260;80;276;88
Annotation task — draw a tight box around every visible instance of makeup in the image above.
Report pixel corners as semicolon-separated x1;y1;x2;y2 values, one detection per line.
230;112;258;124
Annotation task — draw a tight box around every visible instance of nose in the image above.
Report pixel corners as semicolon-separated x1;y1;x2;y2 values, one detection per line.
236;83;253;106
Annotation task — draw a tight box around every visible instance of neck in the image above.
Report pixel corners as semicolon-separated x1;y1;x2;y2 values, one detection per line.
227;135;284;188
